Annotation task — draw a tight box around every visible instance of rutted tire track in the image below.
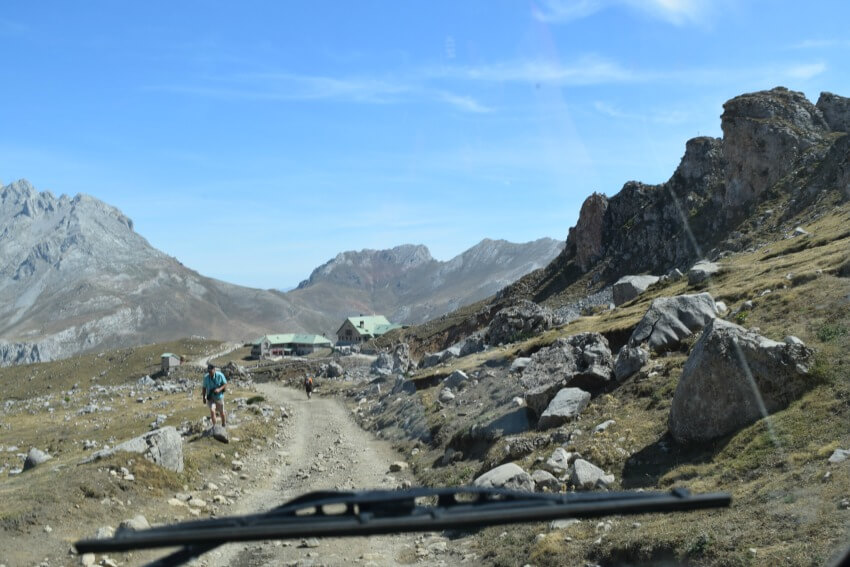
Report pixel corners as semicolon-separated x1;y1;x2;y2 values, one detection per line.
203;384;438;567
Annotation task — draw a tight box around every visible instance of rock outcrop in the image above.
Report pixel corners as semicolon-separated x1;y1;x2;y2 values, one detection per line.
566;192;609;271
538;388;591;429
521;333;614;415
721;87;829;215
669;319;814;444
816;91;850;133
487;300;557;346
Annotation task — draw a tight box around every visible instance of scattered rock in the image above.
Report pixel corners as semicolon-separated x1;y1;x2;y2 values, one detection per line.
791;226;810;237
628;293;717;352
828;449;850;464
687;260;721;284
531;470;561;492
443;370;469;390
538;388;591;429
613;345;649;380
23;448;52;471
473;463;534;492
669;319;814;444
389;461;408;472
594;420;616;434
438;388;456;403
612;275;660;306
211;425;229;443
510;357;532;373
667;268;684;281
570;459;614;490
542;447;573;476
118;515;150;532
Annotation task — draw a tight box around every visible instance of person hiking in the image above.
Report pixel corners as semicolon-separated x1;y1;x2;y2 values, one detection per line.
304;375;314;399
202;363;227;427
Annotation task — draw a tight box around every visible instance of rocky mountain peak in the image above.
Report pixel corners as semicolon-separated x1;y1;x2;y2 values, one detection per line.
721;87;830;212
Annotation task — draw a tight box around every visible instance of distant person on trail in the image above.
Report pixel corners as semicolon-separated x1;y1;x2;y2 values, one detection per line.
304;375;314;399
202;363;227;427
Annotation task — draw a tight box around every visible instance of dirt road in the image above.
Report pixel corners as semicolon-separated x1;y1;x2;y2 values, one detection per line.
202;384;462;567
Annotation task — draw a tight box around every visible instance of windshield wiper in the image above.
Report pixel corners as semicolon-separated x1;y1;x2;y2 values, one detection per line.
75;486;730;567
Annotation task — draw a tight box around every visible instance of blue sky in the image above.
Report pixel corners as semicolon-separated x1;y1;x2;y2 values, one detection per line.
2;1;849;289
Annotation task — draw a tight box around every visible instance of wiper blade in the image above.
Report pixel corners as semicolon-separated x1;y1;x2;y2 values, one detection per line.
75;486;730;565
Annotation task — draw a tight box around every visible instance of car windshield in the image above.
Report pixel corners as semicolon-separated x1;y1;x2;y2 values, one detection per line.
0;2;848;566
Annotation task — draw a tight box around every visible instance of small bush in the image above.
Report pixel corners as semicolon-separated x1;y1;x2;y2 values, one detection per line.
246;396;265;405
816;323;847;342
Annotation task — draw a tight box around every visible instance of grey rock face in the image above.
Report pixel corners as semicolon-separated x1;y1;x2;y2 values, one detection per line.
473;463;534;492
83;426;184;472
487;300;557;346
629;293;717;352
23;448;52;471
538;388;591;429
669;319;814;444
566;192;609;272
613;345;649;380
570;459;614;490
722;87;829;213
612;275;660;306
816;91;850;132
522;333;613;415
687;260;721;284
419;346;461;369
391;343;412;374
828;449;850;464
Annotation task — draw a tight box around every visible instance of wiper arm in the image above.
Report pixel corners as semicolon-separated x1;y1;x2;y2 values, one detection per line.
75;486;730;566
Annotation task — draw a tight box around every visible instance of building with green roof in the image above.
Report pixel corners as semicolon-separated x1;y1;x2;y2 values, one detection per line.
251;333;333;358
336;315;403;346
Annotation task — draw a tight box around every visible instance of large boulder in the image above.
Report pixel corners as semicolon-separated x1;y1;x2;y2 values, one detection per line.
419;346;461;369
522;333;613;415
83;426;184;473
23;448;52;471
612;275;660;306
537;388;591;429
458;334;486;357
629;293;717;352
487;300;557;346
669;319;814;444
325;361;344;378
473;463;534;492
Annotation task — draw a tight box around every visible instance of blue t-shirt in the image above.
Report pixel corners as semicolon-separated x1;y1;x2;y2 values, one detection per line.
203;371;227;400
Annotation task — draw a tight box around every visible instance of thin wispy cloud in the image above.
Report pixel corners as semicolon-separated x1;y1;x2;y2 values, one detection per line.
533;0;715;26
593;101;688;124
791;38;850;50
148;72;490;113
429;56;639;85
784;62;828;80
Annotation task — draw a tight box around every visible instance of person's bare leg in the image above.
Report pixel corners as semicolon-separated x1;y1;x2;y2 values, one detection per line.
209;404;217;427
218;402;226;427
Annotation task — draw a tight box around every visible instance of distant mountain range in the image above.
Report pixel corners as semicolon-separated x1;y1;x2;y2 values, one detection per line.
0;179;562;366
